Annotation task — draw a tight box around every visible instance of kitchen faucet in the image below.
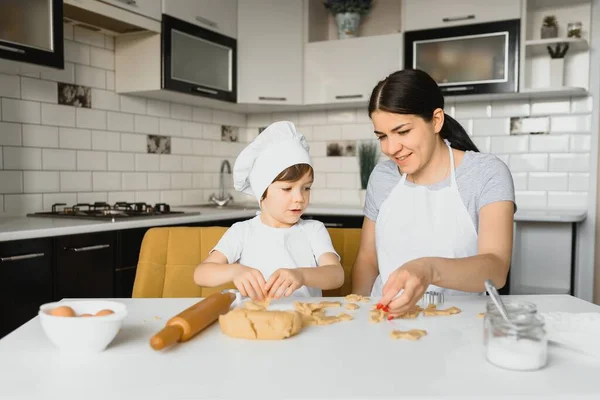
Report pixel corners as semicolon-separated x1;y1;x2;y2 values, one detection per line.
209;160;234;206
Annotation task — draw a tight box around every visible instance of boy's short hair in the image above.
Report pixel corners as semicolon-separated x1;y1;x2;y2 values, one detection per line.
261;163;313;200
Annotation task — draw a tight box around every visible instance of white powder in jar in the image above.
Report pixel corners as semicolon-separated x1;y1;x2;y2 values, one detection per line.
486;336;548;371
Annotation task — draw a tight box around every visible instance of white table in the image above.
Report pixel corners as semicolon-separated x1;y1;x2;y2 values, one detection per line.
1;295;599;400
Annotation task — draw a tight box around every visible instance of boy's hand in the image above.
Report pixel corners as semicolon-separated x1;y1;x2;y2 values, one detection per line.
265;268;304;299
233;265;267;301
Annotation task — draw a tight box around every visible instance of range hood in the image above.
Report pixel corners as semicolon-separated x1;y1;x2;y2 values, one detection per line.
63;0;160;36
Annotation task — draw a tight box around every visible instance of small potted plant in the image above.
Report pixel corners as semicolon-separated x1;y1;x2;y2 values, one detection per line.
357;140;379;206
541;15;558;39
324;0;373;39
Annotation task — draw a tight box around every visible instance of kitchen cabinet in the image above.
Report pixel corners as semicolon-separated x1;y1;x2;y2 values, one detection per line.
304;33;403;105
237;0;304;105
303;214;364;229
162;0;238;38
55;232;116;300
0;238;53;338
0;0;64;69
99;0;161;21
402;0;522;32
115;227;150;298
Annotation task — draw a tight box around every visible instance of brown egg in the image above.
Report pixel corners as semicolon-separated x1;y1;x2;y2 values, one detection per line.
50;306;76;317
95;309;114;317
79;313;93;317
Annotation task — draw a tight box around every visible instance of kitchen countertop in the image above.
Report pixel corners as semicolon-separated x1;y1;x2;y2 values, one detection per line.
0;295;599;399
0;203;587;242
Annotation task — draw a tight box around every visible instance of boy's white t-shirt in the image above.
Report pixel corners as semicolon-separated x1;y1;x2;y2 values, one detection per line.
210;215;340;297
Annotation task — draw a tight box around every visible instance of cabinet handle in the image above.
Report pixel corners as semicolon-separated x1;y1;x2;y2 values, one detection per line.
0;253;45;262
258;97;287;101
116;0;137;6
66;244;111;252
115;265;137;272
442;15;475;22
323;222;344;228
0;44;26;54
192;86;218;95
335;94;363;100
195;16;218;29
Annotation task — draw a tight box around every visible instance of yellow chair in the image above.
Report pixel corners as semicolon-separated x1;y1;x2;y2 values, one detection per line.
132;226;362;298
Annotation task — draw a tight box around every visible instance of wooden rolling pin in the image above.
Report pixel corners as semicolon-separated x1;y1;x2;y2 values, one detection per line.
150;292;235;350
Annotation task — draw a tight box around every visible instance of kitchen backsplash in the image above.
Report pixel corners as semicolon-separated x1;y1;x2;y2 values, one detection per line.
0;25;593;215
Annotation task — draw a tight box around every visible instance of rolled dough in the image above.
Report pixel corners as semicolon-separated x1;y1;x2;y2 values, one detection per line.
218;308;303;340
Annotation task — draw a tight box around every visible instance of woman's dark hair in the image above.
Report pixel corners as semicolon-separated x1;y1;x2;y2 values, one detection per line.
368;69;479;152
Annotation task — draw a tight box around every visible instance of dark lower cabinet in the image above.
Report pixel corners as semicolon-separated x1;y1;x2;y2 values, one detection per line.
115;227;151;298
303;214;364;228
55;232;116;299
0;238;53;338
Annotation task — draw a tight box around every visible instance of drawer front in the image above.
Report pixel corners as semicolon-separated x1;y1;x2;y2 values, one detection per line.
99;0;161;20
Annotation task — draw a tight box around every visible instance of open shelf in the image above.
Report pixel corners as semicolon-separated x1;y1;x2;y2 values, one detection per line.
525;37;588;56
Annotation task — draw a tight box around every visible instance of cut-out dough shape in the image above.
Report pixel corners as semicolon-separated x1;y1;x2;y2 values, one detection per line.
422;305;461;316
345;294;370;303
390;329;428;341
344;303;360;311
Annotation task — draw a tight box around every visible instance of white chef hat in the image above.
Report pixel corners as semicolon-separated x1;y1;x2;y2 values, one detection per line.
233;121;312;203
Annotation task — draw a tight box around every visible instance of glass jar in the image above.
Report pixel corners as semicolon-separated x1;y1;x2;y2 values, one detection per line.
483;300;538;345
485;313;548;371
567;21;582;38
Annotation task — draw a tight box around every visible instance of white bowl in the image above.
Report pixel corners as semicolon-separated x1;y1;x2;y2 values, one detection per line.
39;300;128;353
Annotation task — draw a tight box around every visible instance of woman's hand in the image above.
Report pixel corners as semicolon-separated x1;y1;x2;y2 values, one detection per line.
232;265;268;301
377;258;436;317
265;268;305;299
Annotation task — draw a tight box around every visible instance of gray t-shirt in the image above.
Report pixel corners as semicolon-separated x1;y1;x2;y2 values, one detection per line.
363;151;516;232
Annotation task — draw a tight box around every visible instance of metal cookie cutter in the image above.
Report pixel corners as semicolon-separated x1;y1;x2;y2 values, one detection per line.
420;291;444;307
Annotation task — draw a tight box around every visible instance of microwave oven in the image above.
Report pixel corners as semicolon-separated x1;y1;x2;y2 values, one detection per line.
162;14;237;103
404;19;520;96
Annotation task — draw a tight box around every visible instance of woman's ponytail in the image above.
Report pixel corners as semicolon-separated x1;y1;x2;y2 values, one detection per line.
440;114;479;152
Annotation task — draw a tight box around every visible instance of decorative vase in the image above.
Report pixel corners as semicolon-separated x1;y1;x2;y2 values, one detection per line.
541;25;558;39
335;12;361;39
549;58;564;87
359;189;367;207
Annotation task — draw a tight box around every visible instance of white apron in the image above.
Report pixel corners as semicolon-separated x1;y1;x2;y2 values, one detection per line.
371;140;480;297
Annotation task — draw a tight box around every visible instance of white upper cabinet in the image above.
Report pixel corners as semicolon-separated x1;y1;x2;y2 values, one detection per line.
162;0;237;38
237;0;303;105
402;0;522;32
98;0;162;21
304;33;403;105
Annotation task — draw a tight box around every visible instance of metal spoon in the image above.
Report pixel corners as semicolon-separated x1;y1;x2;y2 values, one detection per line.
484;279;516;328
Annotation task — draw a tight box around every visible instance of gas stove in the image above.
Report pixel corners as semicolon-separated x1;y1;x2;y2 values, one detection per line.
27;202;196;221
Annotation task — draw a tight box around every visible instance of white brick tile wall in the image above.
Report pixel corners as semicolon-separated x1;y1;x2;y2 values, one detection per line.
21;77;57;103
77;150;107;171
23;171;59;193
59;128;91;150
0;122;22;146
3;147;42;170
120;96;146;114
23;125;58;148
43;149;76;170
4;194;42;214
2;99;41;123
528;172;568;191
107;152;134;171
569;173;589;191
121;134;146;153
76;108;106;130
134;115;159;134
93;172;121;191
0;171;23;193
107;112;134;132
75;65;106;89
122;172;147;190
0;73;21;98
60;171;92;192
91;89;120;111
92;130;120;151
529;135;569;153
136;154;160;171
42;104;75;127
65;40;90;65
0;30;593;212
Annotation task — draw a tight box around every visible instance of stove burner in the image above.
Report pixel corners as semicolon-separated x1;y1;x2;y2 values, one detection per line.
28;201;192;220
